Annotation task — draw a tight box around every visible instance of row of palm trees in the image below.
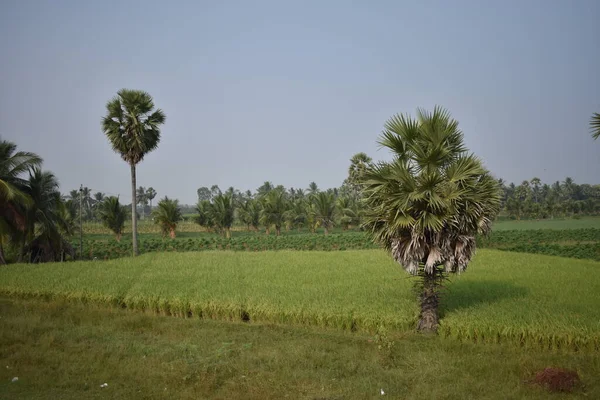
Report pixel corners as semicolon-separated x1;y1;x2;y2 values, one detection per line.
500;177;600;220
193;185;363;238
0;138;75;264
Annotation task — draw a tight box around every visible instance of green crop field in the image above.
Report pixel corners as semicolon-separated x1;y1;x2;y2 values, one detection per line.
72;228;600;261
1;250;598;350
493;217;600;230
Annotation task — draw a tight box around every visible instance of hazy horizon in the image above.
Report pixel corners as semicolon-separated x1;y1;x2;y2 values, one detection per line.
1;0;599;204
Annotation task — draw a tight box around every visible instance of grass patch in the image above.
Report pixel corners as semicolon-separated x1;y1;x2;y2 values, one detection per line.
0;297;598;399
1;250;599;349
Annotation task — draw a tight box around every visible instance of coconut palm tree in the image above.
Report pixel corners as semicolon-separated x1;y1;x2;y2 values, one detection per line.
193;200;214;232
307;181;319;196
260;189;288;236
0;139;42;264
362;107;500;333
23;168;75;263
337;196;360;230
102;89;166;255
98;196;129;241
238;198;261;232
591;112;600;140
152;196;182;238
211;193;235;238
312;191;336;234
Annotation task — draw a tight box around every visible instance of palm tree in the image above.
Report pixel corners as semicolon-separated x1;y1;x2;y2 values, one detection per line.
23;168;75;263
590;112;600;140
211;193;236;238
193;200;214;232
260;189;288;236
362;107;500;333
80;187;94;220
312;192;336;234
145;187;157;212
347;152;373;199
238;198;261;232
307;181;319;196
98;196;129;241
137;186;148;218
337;196;359;230
0;139;42;264
152;196;182;238
102;89;166;255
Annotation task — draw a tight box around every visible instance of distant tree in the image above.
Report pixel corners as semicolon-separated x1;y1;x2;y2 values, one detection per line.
362;107;500;333
98;196;129;241
260;189;288;236
307;181;319;196
312;192;336;234
193;200;214;231
145;187;157;212
256;181;273;197
102;89;165;255
210;185;222;198
152;197;182;238
337;196;360;230
197;186;212;202
347;152;373;199
210;193;236;238
591;112;600;140
530;177;541;203
238;198;261;232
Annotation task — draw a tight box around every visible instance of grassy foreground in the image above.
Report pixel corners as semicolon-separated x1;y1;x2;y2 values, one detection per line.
1;297;598;399
1;250;599;349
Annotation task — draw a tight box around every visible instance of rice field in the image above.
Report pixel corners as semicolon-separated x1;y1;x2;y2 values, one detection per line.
1;249;598;350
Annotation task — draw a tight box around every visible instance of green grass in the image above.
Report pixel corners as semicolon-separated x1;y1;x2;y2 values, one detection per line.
1;297;598;399
1;250;599;350
493;217;600;230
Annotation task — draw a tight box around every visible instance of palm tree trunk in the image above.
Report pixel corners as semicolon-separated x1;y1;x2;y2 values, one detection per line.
130;163;138;256
226;227;231;239
417;270;440;333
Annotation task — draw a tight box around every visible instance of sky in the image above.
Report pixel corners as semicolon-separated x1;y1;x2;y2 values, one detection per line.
1;0;599;204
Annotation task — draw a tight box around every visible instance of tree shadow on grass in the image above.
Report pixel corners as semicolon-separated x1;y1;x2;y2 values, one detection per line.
439;279;529;316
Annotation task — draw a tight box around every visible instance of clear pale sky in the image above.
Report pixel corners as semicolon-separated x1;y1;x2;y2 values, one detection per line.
1;0;599;204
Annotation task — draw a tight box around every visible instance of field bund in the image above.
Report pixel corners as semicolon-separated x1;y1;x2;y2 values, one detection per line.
1;249;598;350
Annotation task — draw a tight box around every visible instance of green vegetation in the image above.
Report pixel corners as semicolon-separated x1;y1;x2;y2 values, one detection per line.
70;227;600;261
362;107;501;332
494;216;600;230
102;89;166;256
1;297;596;399
152;196;183;238
1;250;599;350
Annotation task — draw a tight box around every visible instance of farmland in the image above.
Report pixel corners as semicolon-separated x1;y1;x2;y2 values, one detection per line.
1;250;599;351
73;225;600;261
2;297;599;400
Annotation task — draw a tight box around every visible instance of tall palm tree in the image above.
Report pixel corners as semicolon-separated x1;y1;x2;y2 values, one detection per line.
211;193;235;238
80;187;94;220
98;196;129;241
0;139;42;264
152;196;182;238
102;89;166;255
590;112;600;140
312;192;336;234
362;107;500;333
